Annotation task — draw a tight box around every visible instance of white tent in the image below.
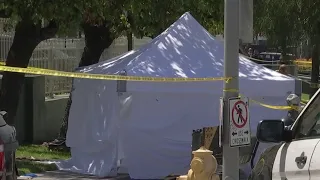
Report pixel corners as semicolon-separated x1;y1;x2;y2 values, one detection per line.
58;12;295;179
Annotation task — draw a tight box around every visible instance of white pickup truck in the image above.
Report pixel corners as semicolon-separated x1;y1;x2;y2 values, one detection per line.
249;88;320;179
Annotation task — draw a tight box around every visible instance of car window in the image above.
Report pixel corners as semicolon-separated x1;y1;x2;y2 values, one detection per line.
295;92;320;139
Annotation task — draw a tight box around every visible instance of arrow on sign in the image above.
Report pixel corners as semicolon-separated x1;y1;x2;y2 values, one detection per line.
232;132;237;136
244;131;249;134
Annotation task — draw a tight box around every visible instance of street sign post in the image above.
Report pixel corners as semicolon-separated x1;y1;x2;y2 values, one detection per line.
229;97;251;147
219;97;224;147
222;0;240;179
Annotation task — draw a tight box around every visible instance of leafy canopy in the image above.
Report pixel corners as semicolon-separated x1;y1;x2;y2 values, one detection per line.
1;0;224;38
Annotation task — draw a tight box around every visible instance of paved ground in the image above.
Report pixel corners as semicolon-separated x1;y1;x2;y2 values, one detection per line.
18;171;130;180
18;171;181;180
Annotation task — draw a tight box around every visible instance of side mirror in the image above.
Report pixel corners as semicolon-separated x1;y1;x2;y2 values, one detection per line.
256;120;287;143
282;117;294;127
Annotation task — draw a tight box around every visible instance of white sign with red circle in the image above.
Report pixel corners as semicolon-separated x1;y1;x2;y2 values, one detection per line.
229;97;251;147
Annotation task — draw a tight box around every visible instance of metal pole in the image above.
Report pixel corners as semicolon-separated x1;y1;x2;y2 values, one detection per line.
239;0;253;44
223;0;240;179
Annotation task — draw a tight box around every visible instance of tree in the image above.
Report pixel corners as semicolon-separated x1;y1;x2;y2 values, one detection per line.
298;0;320;96
129;0;224;38
56;0;131;142
54;0;188;145
0;0;82;125
254;0;320;96
253;0;302;60
185;0;224;35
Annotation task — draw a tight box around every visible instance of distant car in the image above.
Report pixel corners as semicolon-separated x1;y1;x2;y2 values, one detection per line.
258;52;296;64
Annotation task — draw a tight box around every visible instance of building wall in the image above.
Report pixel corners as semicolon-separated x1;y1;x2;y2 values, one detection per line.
0;75;68;143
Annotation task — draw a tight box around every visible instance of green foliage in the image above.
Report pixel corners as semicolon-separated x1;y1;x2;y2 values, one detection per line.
1;0;81;35
254;0;302;48
16;144;70;160
128;0;186;38
184;0;224;35
1;0;224;38
298;0;320;39
17;160;58;175
254;0;320;48
129;0;224;38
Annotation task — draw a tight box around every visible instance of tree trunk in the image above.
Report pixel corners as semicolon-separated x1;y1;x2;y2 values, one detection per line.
310;44;319;96
0;19;57;125
57;22;114;140
280;36;288;63
127;31;133;51
310;23;320;97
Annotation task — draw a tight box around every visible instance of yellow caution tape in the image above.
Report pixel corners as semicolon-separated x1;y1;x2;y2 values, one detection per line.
242;55;312;70
223;88;299;110
295;63;310;65
0;65;232;82
223;88;239;93
0;61;58;71
294;60;312;64
0;62;307;110
301;101;307;105
250;99;298;110
241;55;281;63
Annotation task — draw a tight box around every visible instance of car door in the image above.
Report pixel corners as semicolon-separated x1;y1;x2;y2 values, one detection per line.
273;89;320;180
310;140;320;179
272;139;319;180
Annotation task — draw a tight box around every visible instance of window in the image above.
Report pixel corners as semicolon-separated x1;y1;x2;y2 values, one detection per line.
294;92;320;139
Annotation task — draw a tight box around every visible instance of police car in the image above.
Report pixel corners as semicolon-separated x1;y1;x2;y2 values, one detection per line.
249;89;320;179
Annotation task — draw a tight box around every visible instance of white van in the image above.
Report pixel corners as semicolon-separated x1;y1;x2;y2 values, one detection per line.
249;89;320;179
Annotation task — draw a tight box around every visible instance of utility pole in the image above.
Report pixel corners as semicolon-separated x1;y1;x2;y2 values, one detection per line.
239;0;253;44
223;0;240;179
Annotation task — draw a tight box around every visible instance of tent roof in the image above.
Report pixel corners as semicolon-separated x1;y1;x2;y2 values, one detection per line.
81;12;293;82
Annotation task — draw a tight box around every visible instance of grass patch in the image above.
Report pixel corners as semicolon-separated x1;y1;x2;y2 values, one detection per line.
17;160;58;175
301;93;310;103
16;144;70;160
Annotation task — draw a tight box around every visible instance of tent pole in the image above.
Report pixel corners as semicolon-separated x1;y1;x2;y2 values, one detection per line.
222;0;240;179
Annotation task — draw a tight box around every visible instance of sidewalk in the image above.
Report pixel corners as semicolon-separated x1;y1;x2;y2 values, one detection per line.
18;171;130;180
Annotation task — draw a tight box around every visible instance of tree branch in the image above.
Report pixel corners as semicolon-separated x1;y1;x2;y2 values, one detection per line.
40;20;58;41
0;9;11;18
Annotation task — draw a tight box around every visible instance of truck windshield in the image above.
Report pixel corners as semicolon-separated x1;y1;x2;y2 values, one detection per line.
295;92;320;138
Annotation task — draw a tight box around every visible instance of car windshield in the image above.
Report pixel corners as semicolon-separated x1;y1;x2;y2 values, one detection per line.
295;92;320;138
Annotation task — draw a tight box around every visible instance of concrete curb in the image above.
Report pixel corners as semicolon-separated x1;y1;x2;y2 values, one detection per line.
19;171;130;180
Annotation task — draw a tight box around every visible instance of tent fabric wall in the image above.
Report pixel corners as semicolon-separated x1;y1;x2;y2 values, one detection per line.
59;12;296;179
61;86;289;178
